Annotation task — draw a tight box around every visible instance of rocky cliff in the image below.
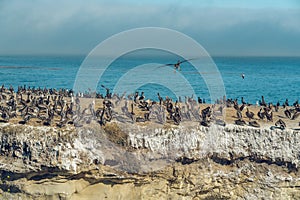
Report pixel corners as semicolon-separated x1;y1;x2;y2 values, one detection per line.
0;122;299;199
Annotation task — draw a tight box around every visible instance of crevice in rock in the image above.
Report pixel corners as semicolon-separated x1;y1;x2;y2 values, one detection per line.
210;154;298;172
175;157;197;165
0;166;70;182
0;183;21;193
175;155;298;172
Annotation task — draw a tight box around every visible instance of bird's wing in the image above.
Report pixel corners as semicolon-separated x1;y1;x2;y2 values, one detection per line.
154;58;199;70
155;63;174;69
179;58;196;64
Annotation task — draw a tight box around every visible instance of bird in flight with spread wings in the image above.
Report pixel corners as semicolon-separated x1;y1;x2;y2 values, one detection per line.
156;58;196;72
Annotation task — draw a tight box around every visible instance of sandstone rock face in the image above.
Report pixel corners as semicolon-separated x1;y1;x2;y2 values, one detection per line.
127;123;300;171
0;122;299;199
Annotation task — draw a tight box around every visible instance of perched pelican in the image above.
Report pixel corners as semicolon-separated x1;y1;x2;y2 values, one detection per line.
292;111;300;120
257;108;265;120
275;101;280;112
241;97;246;104
235;119;246;126
246;108;254;120
284;108;292;119
264;107;273;122
266;112;273;122
249;121;260;128
275;119;286;130
236;110;242;119
284;99;289;107
260;96;267;107
239;104;246;112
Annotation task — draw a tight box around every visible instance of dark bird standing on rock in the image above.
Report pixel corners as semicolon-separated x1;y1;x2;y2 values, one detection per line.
239;103;246;112
235;119;246;126
201;106;211;127
275;119;286;130
236;110;242;120
241;97;246;105
260;96;267;107
249;121;260;128
264;107;273;122
233;100;245;120
275;101;280;112
246;108;254;120
284;108;292;119
292;111;300;120
284;99;289;107
257;108;265;120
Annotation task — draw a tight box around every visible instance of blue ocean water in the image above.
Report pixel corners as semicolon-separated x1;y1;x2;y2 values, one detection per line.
0;55;299;104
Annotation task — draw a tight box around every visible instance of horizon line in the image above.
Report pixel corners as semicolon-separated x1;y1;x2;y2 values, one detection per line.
1;54;300;58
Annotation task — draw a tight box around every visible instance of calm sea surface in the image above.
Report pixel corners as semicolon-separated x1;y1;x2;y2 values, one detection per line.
0;55;299;104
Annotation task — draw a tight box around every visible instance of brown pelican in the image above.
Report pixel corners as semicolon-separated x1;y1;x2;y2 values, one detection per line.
260;96;267;107
249;121;260;128
233;99;245;114
292;111;300;120
275;101;280;112
44;96;51;106
0;110;10;122
257;108;265;120
172;104;181;125
101;85;111;99
239;103;246;112
134;92;139;104
139;92;145;101
43;118;51;126
264;107;273;122
57;118;67;128
20;114;32;124
25;92;31;104
284;99;289;107
236;110;242;119
241;97;246;104
37;108;49;121
197;97;202;104
158;58;195;71
275;119;286;130
201;106;211;127
246;108;254;120
235;119;246;126
284;108;292;119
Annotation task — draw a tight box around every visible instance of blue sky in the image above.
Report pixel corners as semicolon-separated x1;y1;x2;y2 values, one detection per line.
0;0;299;56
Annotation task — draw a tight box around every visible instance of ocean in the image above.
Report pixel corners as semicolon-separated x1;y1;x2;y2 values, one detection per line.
0;55;299;105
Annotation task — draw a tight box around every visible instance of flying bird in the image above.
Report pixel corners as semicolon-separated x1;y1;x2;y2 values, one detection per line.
156;58;196;72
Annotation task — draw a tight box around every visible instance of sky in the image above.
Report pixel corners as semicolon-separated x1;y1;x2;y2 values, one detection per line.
0;0;299;56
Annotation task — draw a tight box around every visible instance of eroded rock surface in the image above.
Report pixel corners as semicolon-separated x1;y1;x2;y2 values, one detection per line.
0;122;299;199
